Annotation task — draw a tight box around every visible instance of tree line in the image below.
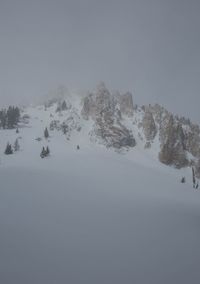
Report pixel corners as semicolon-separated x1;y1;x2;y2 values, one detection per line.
0;106;20;129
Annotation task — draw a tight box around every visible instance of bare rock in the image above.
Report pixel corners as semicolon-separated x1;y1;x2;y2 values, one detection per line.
159;118;188;168
82;83;136;149
142;108;157;141
119;92;134;117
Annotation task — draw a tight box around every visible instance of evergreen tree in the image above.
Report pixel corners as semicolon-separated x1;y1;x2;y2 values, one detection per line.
181;177;186;183
4;143;13;155
40;147;46;158
61;123;68;134
77;145;80;150
44;127;49;139
192;167;196;188
46;146;50;156
40;146;50;158
14;138;20;152
7;106;20;129
0;106;20;129
16;128;19;133
0;109;7;128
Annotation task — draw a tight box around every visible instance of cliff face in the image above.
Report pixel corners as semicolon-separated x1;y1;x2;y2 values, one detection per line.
119;92;134;117
142;108;157;141
81;84;200;169
81;83;136;149
44;84;200;171
150;105;200;169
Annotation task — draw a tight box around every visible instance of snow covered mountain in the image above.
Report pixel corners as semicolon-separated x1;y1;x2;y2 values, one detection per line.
1;83;200;284
2;82;198;178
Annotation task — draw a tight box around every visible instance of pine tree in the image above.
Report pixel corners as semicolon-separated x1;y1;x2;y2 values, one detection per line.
4;143;13;155
181;177;186;183
0;106;20;129
14;138;20;152
16;128;19;133
46;146;50;156
0;109;7;129
61;123;68;134
7;106;20;129
192;167;196;188
44;127;49;139
40;146;50;158
40;147;46;158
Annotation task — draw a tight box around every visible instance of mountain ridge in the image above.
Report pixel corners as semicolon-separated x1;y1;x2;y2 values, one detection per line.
41;83;200;178
1;83;200;180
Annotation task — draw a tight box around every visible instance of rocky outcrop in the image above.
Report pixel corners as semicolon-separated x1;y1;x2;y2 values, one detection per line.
94;121;136;149
44;83;200;172
50;107;81;140
81;84;200;162
119;92;134;117
142;108;157;141
81;83;115;120
81;95;93;120
82;83;136;149
154;106;200;169
158;115;188;168
159;140;188;169
184;130;200;158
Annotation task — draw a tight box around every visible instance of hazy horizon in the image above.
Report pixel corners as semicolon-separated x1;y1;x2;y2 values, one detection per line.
0;0;200;123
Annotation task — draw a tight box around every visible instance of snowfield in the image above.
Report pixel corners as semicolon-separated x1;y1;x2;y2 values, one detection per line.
0;103;200;284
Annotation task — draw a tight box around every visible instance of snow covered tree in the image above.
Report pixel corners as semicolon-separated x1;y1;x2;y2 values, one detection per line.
40;146;50;158
44;127;49;139
7;106;20;129
46;146;50;156
40;147;46;158
4;143;13;155
14;138;20;152
0;106;20;129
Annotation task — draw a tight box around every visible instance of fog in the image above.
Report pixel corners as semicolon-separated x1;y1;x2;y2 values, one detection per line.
1;148;200;284
0;0;200;123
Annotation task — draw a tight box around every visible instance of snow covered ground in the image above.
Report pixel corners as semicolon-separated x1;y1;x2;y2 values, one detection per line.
0;104;200;284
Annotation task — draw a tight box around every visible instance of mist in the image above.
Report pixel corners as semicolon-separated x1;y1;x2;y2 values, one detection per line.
0;0;200;123
1;2;200;283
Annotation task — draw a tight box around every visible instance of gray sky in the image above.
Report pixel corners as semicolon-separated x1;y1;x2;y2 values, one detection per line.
0;0;200;123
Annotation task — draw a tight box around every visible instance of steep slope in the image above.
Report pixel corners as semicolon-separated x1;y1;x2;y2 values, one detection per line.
0;86;200;283
1;136;200;284
1;83;200;179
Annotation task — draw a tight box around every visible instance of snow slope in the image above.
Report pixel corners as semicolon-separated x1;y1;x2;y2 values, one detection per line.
0;102;200;284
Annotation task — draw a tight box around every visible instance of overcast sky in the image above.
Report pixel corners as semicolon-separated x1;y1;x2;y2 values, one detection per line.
0;0;200;123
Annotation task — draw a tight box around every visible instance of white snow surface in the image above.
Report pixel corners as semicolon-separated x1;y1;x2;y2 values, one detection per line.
0;102;200;284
